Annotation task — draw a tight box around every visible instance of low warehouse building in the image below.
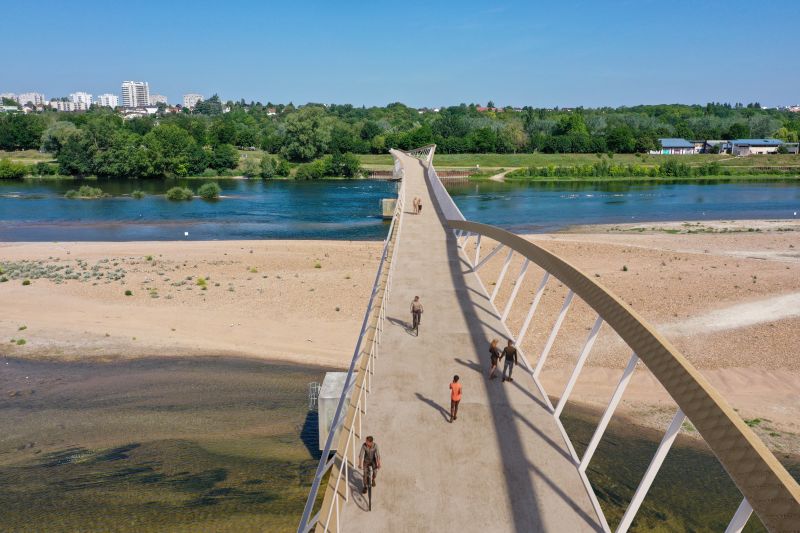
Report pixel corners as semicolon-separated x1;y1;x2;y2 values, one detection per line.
655;138;696;155
730;138;783;156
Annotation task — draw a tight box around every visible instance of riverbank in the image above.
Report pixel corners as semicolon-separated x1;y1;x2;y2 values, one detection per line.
2;223;799;452
0;355;325;532
0;239;381;368
499;174;800;183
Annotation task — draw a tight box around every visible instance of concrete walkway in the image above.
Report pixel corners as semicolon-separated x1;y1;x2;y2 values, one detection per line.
340;154;603;531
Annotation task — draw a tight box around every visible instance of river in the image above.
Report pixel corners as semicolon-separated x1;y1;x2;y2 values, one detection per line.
0;178;798;241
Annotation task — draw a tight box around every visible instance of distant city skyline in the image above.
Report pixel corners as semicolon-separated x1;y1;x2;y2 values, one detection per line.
1;0;799;108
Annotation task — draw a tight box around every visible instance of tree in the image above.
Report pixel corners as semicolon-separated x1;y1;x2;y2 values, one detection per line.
41;121;79;153
554;113;588;136
194;94;224;116
93;132;155;178
329;152;362;178
144;124;207;176
775;127;799;143
57;133;96;176
260;156;276;178
605;126;637;153
360;121;382;140
726;122;749;140
748;115;781;138
330;125;359;154
467;128;497;152
295;157;330;180
0;114;47;150
280;108;328;162
209;143;239;169
210;115;237;145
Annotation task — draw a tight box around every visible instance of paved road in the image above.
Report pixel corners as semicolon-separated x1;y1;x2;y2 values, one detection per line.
339;153;604;532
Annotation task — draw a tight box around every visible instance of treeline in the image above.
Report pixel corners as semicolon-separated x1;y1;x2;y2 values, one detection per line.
1;98;800;178
509;159;729;179
509;159;799;179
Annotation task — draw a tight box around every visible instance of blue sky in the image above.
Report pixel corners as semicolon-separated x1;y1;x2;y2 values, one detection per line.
2;0;799;107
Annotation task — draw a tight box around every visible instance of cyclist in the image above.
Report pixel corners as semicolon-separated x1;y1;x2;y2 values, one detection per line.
359;436;381;494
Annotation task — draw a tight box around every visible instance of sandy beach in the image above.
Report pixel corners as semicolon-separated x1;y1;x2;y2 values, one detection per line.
2;219;799;452
1;240;381;367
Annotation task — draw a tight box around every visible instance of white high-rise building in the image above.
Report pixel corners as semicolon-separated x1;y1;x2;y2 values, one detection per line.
121;81;150;108
149;93;168;105
16;92;45;106
49;101;80;112
69;92;93;108
183;93;203;109
96;93;119;108
0;92;16;101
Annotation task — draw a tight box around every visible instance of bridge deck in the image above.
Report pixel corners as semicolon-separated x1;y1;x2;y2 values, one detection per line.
340;154;604;531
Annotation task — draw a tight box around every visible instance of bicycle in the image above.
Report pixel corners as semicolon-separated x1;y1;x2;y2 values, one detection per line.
362;463;376;511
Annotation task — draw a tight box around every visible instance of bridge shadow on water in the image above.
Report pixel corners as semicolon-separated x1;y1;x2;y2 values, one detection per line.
299;410;321;460
423;163;603;532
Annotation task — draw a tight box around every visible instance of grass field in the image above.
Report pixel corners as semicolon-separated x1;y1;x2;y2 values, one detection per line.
501;174;800;183
0;150;54;164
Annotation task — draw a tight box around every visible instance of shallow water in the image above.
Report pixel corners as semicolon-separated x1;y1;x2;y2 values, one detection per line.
560;403;799;532
447;179;800;233
0;178;798;240
0;356;327;532
1;356;796;531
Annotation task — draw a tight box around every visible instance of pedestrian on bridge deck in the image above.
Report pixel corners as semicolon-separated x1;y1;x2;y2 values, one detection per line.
412;196;420;214
500;339;518;382
359;436;381;494
489;339;501;379
410;296;423;335
449;375;462;422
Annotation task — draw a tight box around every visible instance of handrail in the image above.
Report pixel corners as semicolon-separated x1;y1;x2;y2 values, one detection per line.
445;219;800;531
297;175;406;533
418;150;799;531
398;144;436;165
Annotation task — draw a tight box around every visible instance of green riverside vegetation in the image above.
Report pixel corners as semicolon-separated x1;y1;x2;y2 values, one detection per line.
165;186;194;201
64;185;107;199
0;100;798;181
197;182;221;200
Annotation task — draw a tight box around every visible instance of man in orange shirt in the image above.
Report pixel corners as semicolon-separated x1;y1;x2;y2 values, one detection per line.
449;375;462;423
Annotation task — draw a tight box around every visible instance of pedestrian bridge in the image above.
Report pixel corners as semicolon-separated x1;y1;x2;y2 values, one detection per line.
298;146;800;532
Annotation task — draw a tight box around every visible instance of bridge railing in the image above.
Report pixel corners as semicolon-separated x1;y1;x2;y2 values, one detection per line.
297;174;406;533
423;159;800;532
403;143;436;165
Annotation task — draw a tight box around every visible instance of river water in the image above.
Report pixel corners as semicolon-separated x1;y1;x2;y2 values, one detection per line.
0;178;798;241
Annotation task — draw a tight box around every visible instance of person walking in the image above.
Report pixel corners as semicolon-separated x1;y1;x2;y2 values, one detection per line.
500;339;518;382
417;197;422;214
449;375;462;422
488;339;501;379
410;296;423;335
359;436;381;494
414;197;420;214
